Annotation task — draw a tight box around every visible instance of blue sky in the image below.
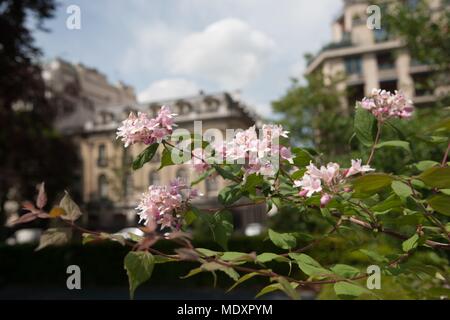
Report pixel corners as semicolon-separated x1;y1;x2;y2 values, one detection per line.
35;0;342;118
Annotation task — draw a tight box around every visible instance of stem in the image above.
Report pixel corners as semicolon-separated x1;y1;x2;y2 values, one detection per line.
332;212;450;250
406;179;450;241
366;120;382;166
280;219;342;257
441;141;450;167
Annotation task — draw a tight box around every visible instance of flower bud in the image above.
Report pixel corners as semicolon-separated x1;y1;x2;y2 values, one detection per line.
298;189;308;197
320;193;332;208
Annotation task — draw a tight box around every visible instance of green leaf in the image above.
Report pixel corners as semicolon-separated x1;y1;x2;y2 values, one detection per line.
391;181;413;199
257;253;290;263
180;267;203;279
418;167;450;189
35;228;71;251
124;251;155;299
371;194;403;213
218;184;242;205
191;168;214;186
241;174;264;194
154;255;176;264
414;161;439;172
82;233;98;245
428;194;450;216
375;140;411;152
352;174;394;197
331;264;360;278
268;229;296;250
334;281;369;299
402;233;420;252
291;169;306;180
201;262;239;281
183;208;199;226
277;277;300;300
214;164;238;181
354;107;376;147
255;282;299;299
205;211;234;250
289;253;330;277
291;147;313;167
359;249;388;263
196;248;219;257
158;148;176;170
220;252;253;262
255;283;283;299
227;272;260;292
132;143;159;170
59;192;82;221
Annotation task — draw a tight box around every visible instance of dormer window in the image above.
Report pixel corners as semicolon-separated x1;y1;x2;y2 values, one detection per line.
204;96;220;112
175;100;193;115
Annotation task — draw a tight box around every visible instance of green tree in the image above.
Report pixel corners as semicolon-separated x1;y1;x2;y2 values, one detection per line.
272;71;355;160
0;0;79;239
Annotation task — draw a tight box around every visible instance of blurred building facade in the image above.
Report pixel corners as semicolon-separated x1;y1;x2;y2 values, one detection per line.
43;58;265;233
305;0;444;107
42;58;137;133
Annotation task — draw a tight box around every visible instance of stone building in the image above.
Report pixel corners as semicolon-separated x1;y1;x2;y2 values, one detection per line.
42;59;265;233
305;0;445;108
42;58;137;134
75;92;265;232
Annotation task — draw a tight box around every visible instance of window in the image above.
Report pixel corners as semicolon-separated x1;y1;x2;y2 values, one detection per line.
377;52;395;70
412;73;433;96
97;144;108;167
124;173;134;197
373;28;389;43
379;80;398;93
406;0;419;9
205;177;218;193
176;168;189;185
344;56;362;75
149;171;160;185
98;174;108;199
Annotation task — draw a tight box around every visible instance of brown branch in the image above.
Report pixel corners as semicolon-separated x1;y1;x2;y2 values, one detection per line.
366;120;382;166
333;213;450;250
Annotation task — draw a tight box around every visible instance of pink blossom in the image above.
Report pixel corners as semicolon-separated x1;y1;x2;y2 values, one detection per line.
306;162;340;185
220;124;290;177
116;106;177;147
294;159;376;198
345;159;374;177
293;174;322;197
280;146;294;164
189;148;212;173
158;214;175;229
36;182;47;209
136;179;200;229
359;89;414;120
320;194;332;208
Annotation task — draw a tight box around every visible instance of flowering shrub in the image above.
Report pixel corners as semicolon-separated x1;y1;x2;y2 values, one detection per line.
13;89;450;299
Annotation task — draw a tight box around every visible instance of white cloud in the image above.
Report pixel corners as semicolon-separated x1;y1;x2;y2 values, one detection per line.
120;23;184;74
138;78;200;102
170;18;275;89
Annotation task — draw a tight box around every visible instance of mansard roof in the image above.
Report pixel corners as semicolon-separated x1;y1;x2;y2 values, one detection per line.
61;91;260;135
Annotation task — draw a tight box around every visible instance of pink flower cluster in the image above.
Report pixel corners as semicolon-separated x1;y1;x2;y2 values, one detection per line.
136;178;200;229
360;89;414;120
191;124;292;177
117;105;177;147
294;159;374;207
